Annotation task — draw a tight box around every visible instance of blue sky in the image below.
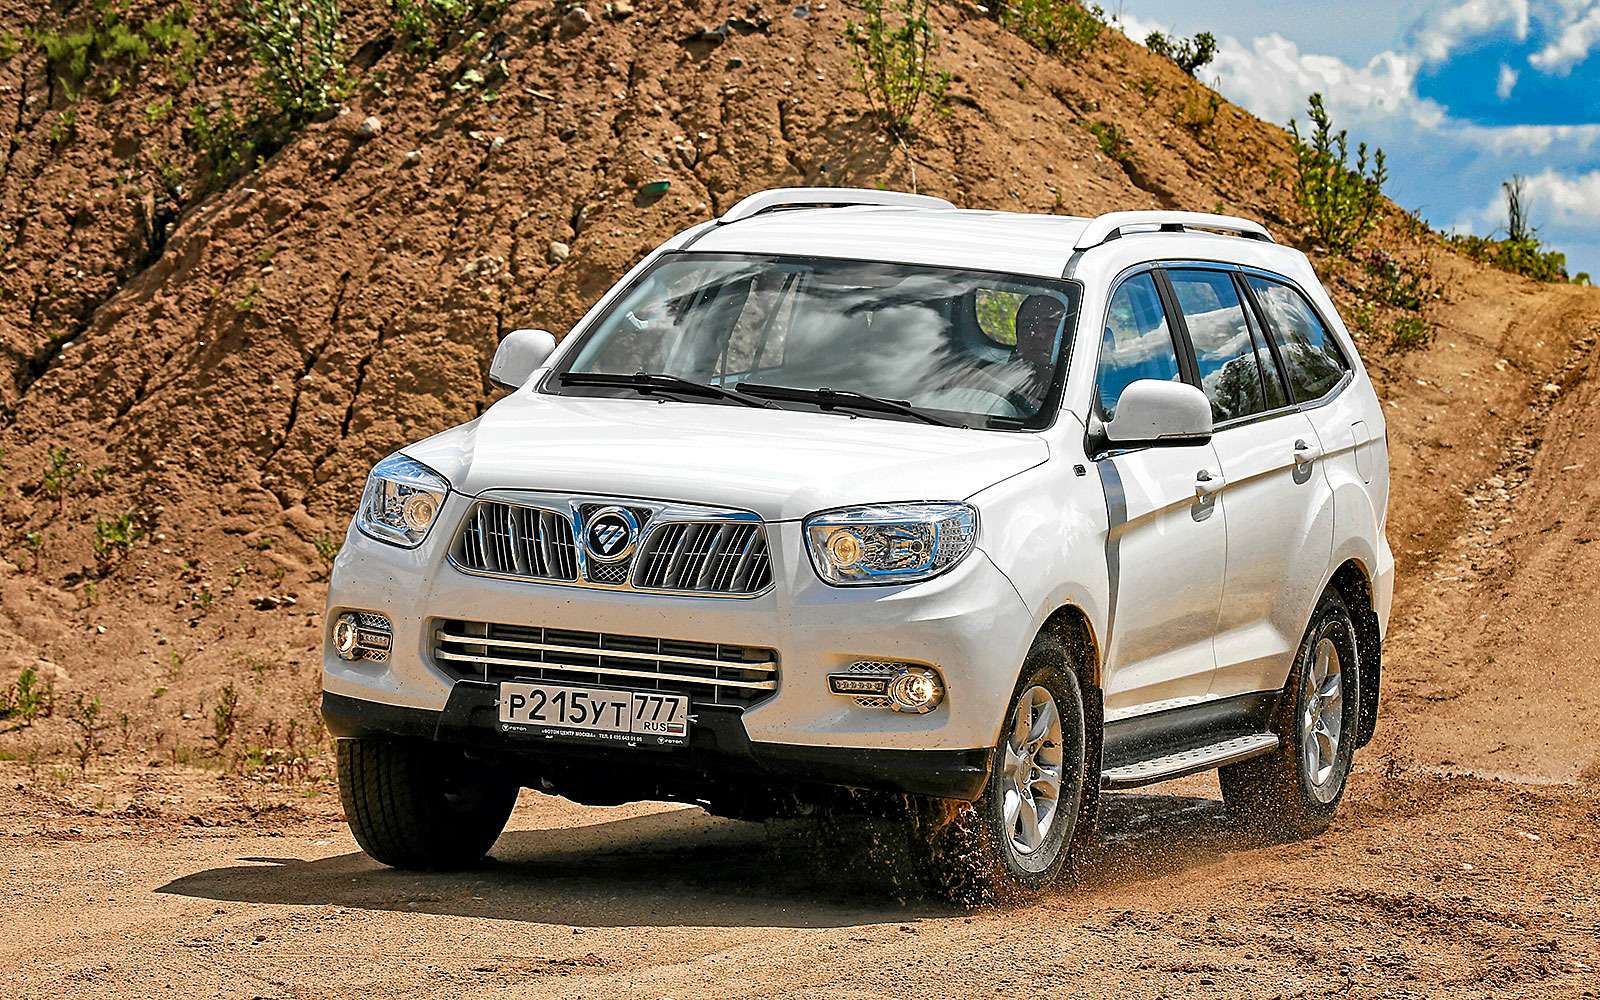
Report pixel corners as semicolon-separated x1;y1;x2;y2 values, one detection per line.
1113;1;1600;278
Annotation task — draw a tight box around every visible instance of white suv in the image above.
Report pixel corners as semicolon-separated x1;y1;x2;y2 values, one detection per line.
323;188;1392;899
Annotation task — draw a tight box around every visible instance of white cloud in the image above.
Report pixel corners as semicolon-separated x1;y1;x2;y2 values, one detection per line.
1461;168;1600;232
1529;2;1600;74
1187;32;1442;131
1454;122;1600;154
1496;61;1520;96
1411;0;1530;63
1520;168;1600;225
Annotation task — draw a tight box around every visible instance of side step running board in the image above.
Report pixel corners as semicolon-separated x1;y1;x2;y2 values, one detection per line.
1102;733;1280;790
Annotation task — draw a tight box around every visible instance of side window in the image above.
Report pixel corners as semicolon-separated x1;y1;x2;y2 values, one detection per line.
1165;269;1267;422
1096;272;1182;419
1246;277;1349;402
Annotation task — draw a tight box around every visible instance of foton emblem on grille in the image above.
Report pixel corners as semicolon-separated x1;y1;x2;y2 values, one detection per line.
583;506;639;563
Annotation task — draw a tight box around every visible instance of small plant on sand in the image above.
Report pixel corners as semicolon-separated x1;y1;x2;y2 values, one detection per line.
1145;29;1216;76
1;667;54;726
1288;93;1387;255
314;533;341;578
187;100;255;181
41;446;82;510
392;0;494;58
844;0;949;137
243;0;347;128
1003;0;1105;57
68;694;103;770
1447;176;1571;284
93;511;147;570
21;531;44;573
1083;119;1130;163
211;683;241;751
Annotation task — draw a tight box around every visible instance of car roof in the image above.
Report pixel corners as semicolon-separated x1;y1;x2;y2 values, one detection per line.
684;206;1095;280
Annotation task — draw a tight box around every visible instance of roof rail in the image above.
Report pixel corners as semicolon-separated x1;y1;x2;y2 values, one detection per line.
719;187;955;224
1073;211;1273;251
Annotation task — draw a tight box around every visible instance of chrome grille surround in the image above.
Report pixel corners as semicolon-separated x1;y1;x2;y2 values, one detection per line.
432;618;779;708
448;494;774;598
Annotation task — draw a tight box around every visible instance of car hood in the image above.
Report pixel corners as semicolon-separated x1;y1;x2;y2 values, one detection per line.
401;391;1049;521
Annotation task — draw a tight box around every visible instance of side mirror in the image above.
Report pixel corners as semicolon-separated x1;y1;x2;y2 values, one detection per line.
489;328;557;390
1103;379;1214;447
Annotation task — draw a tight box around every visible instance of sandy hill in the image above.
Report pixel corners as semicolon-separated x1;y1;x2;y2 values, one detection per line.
0;0;1596;792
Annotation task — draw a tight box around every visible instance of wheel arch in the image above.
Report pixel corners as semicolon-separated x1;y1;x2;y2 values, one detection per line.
1325;557;1382;749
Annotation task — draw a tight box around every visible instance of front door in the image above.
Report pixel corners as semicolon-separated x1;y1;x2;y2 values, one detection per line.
1092;271;1227;719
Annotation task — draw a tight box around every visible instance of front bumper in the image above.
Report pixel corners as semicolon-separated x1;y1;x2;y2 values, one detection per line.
322;688;993;800
323;492;1037;755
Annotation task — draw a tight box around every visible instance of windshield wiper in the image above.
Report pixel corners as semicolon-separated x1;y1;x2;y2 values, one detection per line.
735;382;960;427
560;371;775;409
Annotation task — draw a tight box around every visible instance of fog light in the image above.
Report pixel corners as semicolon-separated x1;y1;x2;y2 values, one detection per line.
886;667;944;714
332;611;392;662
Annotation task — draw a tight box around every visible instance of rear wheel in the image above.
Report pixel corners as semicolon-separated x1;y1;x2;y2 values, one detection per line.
920;637;1088;904
1220;588;1361;835
338;738;519;870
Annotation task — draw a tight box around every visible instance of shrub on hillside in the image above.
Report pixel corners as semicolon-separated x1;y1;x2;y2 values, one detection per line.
1449;233;1569;283
1145;30;1215;76
844;0;949;137
1003;0;1105;57
1288;93;1387;255
244;0;346;127
392;0;494;58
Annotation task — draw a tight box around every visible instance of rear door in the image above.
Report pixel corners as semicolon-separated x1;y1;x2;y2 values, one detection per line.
1162;267;1333;700
1092;271;1228;719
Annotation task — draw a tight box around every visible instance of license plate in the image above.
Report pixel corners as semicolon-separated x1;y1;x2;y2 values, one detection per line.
497;681;690;747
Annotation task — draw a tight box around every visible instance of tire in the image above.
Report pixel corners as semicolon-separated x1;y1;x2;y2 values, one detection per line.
919;636;1089;905
338;738;519;870
1220;588;1361;836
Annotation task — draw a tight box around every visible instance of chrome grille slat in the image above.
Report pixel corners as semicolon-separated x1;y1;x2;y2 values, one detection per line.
434;650;778;691
433;619;780;708
434;631;778;671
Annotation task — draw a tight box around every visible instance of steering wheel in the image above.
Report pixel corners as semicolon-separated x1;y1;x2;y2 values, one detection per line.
941;364;1040;414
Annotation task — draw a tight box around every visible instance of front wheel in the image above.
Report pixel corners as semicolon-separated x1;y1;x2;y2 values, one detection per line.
1220;588;1361;835
338;738;519;870
918;638;1088;904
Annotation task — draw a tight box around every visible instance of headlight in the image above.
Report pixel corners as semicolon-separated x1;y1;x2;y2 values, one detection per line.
356;453;449;547
804;502;978;586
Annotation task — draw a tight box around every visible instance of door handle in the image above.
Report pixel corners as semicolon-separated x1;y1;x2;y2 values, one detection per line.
1293;439;1322;464
1194;469;1225;497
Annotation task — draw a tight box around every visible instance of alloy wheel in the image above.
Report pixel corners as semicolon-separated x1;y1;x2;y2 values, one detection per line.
1001;685;1065;863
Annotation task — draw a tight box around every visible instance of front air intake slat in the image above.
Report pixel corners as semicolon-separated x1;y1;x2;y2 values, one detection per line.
433;619;780;709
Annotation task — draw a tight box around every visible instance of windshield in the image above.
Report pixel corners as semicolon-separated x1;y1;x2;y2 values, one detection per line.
549;253;1081;429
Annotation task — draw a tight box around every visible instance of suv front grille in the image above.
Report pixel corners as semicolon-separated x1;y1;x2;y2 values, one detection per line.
433;619;779;708
455;502;579;581
449;498;774;597
634;521;772;593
